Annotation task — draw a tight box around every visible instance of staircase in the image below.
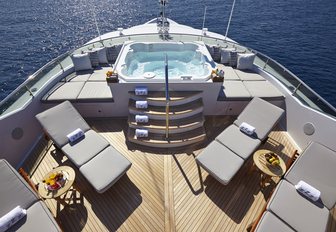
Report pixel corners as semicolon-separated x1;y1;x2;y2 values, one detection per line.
127;91;206;148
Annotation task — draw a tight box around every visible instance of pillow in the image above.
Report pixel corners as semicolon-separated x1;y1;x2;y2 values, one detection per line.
106;45;122;63
229;51;238;67
237;53;256;70
212;46;221;62
295;180;321;202
0;206;27;232
220;48;235;64
86;50;99;67
67;128;85;143
93;47;108;64
239;122;256;136
71;53;92;72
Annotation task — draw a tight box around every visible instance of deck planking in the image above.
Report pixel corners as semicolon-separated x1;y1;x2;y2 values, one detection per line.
23;116;302;232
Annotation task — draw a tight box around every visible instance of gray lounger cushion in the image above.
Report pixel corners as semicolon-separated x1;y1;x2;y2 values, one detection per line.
0;160;39;215
80;146;132;193
221;81;251;99
196;140;244;185
77;82;113;100
234;69;265;81
9;202;61;232
62;129;109;167
219;65;241;80
234;97;284;141
267;180;330;232
36;101;91;148
45;82;85;102
255;211;294;232
243;81;284;99
285;142;336;209
68;70;92;82
216;125;261;160
88;67;111;81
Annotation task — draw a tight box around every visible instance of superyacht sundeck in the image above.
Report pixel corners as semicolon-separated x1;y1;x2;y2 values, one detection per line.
1;1;336;232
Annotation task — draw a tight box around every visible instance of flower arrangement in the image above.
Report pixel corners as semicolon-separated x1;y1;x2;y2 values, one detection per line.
43;172;65;191
106;70;114;77
211;68;225;82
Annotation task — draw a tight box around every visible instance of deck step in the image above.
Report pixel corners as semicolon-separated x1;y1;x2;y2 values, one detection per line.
128;99;203;120
128;113;205;134
129;91;202;106
127;127;206;148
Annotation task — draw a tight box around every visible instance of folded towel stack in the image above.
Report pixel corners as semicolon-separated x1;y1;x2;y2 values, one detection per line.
67;128;85;143
135;129;148;138
295;180;321;202
239;122;256;136
135;101;148;109
135;115;149;123
135;86;148;96
0;206;27;232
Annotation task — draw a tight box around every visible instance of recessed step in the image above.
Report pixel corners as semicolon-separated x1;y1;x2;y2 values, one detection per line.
129;91;202;106
128;127;206;148
129;99;203;120
128;113;205;134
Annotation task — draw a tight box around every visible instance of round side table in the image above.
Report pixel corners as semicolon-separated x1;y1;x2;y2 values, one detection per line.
253;149;286;187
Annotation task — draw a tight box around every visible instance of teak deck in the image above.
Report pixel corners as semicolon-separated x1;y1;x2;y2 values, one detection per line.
24;116;302;232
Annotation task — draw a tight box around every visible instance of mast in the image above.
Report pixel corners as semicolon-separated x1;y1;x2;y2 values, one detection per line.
157;0;169;37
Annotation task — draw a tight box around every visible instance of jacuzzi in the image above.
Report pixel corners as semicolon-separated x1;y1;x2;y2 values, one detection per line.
114;42;214;82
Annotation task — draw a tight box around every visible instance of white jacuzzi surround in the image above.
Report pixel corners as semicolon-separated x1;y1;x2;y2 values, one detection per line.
114;41;214;82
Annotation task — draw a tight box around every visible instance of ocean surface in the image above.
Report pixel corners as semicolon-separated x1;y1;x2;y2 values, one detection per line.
0;0;335;107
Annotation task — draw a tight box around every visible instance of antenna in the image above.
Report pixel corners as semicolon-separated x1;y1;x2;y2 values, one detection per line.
202;6;207;30
224;0;236;41
90;5;102;43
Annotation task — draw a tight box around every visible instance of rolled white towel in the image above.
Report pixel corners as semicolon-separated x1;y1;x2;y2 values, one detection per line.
135;129;148;138
67;128;85;143
239;122;256;136
135;101;148;109
0;206;27;232
135;115;149;123
135;86;148;96
295;180;321;202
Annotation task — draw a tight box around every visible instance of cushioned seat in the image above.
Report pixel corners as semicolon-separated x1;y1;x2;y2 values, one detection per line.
220;81;251;100
62;129;109;166
36;101;91;148
267;180;330;232
197;97;284;185
234;97;284;141
0;160;39;216
88;67;111;81
234;69;265;81
0;159;61;231
255;211;294;232
196;140;244;185
216;125;261;160
67;71;92;82
45;82;85;102
77;82;113;101
285;142;336;209
80;146;132;193
36;101;131;193
217;65;241;80
243;81;284;100
8;202;61;232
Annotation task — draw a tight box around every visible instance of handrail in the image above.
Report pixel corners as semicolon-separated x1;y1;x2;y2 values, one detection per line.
165;54;170;139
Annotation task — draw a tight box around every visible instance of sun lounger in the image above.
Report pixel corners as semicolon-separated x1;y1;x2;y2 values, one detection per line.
35;101;131;193
284;142;336;209
196;97;284;185
267;180;330;232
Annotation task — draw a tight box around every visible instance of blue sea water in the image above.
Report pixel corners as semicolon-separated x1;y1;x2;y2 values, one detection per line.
0;0;335;107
